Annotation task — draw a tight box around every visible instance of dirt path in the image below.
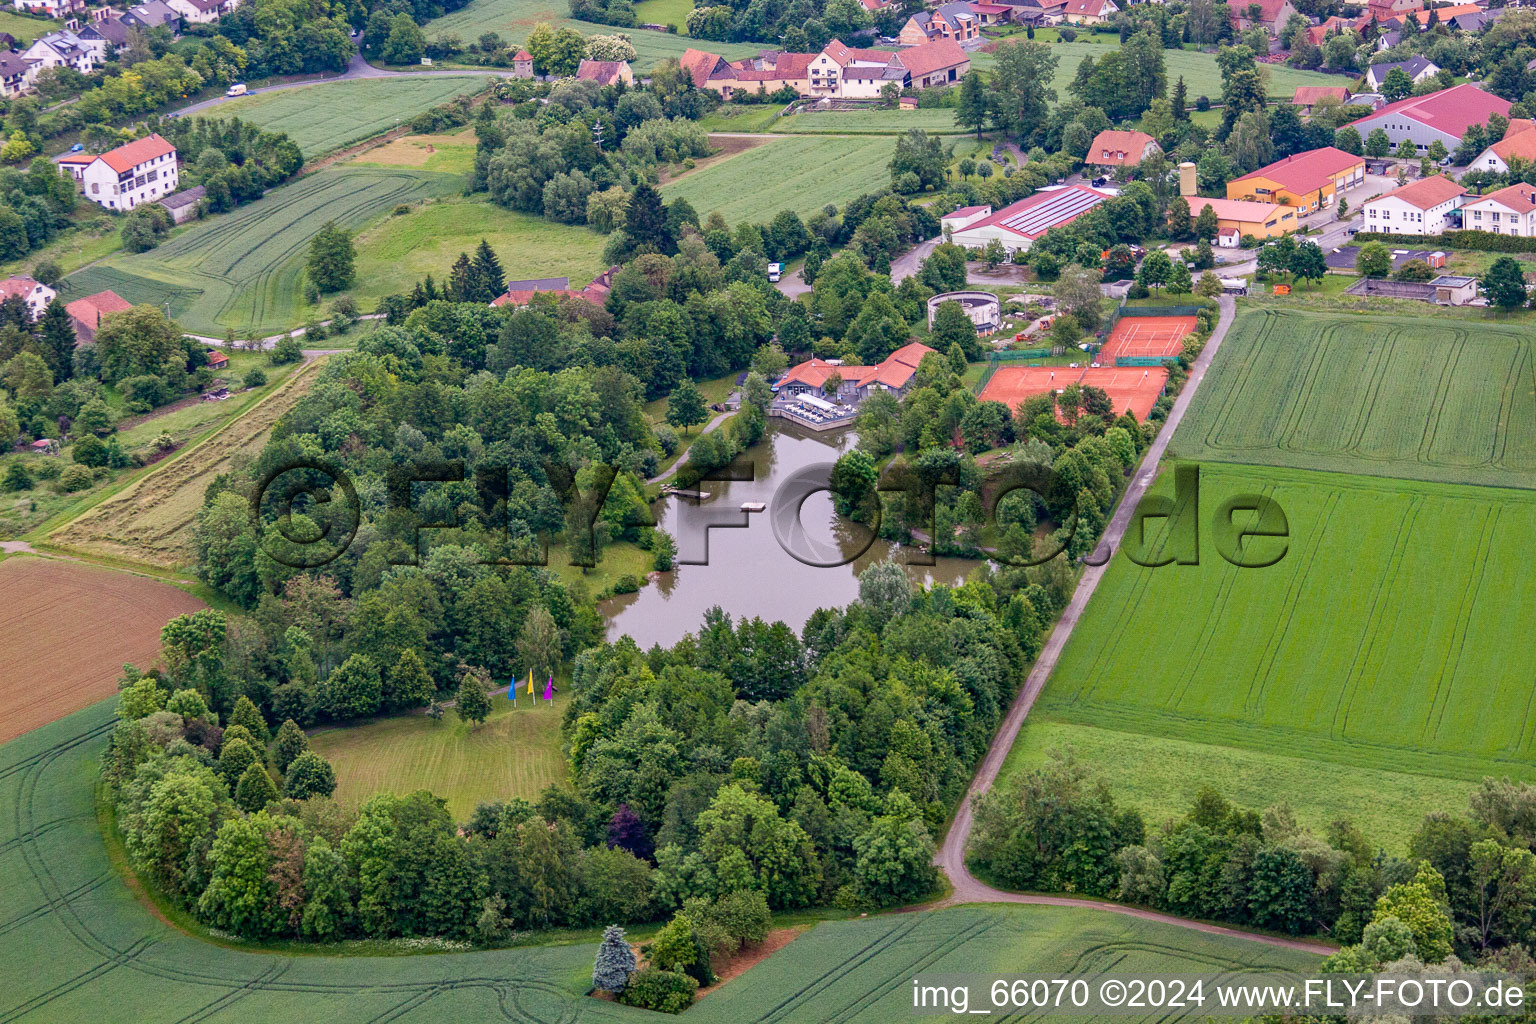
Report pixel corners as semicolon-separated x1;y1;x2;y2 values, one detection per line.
647;405;737;484
927;297;1330;954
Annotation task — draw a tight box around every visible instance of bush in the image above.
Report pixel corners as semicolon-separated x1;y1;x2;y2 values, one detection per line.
613;573;640;594
58;463;93;491
243;368;267;388
2;461;31;491
1058;26;1076;40
618;969;697;1014
72;433;108;467
1354;230;1536;253
1195;95;1211;111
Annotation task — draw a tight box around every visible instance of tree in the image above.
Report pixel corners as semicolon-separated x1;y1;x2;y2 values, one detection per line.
1194;202;1220;241
386;648;435;711
1196;271;1223;297
122;204;172;253
858;559;911;628
986;39;1058;144
37;298;75;381
981;238;1007;269
852;803;938;907
1483;256;1528;311
594;924;637;992
284;751;337;799
1167;196;1192;240
1364;127;1392;158
1374;862;1454;963
307;221;355;294
234;761;279;813
517;605;563;678
1334;125;1363;155
381;13;426;64
1137;250;1172;293
1167;259;1193;294
822;369;844;400
931;301;980;361
197;813;281;938
956;70;988;138
624;182;672;254
1355;241;1391;278
272;719;308;773
1290;240;1327;288
219;737;259;788
919;242;968;293
471;239;505;300
666;378;707;434
1381;66;1414;103
456;672;492;727
1054;263;1104;330
889;129;945;192
230;694;269;744
94;305;182;385
1468;839;1536;950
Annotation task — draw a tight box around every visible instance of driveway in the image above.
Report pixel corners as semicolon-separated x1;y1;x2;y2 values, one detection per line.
891;235;939;285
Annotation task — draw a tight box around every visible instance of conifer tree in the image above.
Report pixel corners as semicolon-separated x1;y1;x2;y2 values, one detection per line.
593;924;636;993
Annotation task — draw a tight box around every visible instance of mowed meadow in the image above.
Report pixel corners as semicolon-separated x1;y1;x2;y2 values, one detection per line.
64;167;461;336
1038;462;1536;786
1170;309;1536;489
0;704;1319;1024
661;135;897;223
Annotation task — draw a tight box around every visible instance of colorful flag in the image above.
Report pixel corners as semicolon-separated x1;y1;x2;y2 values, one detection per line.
507;676;516;701
543;674;554;702
527;669;534;696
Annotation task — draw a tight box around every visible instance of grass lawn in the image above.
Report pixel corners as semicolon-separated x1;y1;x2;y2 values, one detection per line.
213;76;492;158
1169;307;1536;489
661;135;896;222
548;538;656;595
0;9;54;44
308;690;570;820
776;107;962;134
346;196;609;311
352;125;479;174
1;208;122;283
695;104;784;133
999;718;1477;853
632;0;692;30
643;369;739;424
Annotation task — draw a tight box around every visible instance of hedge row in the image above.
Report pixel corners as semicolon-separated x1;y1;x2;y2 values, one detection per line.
1352;230;1536;253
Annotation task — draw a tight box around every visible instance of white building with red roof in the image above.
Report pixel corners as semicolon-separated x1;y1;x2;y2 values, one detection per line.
949;185;1108;254
0;274;54;319
1361;175;1466;235
775;341;936;400
1347;83;1511;156
1462;183;1536;237
71;133;179;211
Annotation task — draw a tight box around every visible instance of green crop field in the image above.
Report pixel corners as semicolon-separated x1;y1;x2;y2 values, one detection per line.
62;167;461;336
1;701;1319;1022
210;76;493;159
632;0;692;30
309;691;571;820
1169;309;1536;490
1038;462;1536;792
425;0;759;67
776;108;963;134
0;9;51;44
661;135;896;222
346;197;609;310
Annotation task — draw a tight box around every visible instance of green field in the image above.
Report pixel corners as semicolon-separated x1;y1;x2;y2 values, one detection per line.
0;9;51;44
62;167;461;335
209;76;493;159
1169;309;1536;490
309;691;570;820
425;0;760;68
346;197;609;310
1038;462;1536;790
1;700;1319;1022
632;0;692;30
776;108;963;134
661;135;896;222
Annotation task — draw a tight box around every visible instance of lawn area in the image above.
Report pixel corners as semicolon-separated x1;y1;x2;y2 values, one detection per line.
999;719;1477;853
696;104;784;133
211;76;492;159
308;690;570;820
632;0;692;30
661;134;896;222
776;107;963;134
1037;462;1536;794
1168;307;1536;489
425;0;760;68
63;167;461;336
0;703;1323;1022
352;125;478;174
346;196;609;310
0;9;53;44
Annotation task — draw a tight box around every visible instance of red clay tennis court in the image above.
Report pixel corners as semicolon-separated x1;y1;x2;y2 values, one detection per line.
979;365;1170;422
1098;315;1197;362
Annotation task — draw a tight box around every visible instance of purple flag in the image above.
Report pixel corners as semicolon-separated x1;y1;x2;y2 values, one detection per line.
543;674;554;702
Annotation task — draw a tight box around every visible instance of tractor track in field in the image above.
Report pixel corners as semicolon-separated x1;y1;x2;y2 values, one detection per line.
930;295;1333;956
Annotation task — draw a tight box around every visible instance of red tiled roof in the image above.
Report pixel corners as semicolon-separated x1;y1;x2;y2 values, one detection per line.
1400;2;1478;24
1468;183;1536;215
1229;146;1363;195
1348;83;1511;142
1234;0;1290;21
514;49;532;60
97;132;174;174
777;342;936;392
1292;85;1349;106
1367;174;1466;210
65;289;130;330
0;275;46;303
898;38;967;79
1086;129;1156;166
1185;197;1292;221
576;59;628;85
945;204;989;218
680;48;724;88
1063;0;1114;15
1487;127;1536;167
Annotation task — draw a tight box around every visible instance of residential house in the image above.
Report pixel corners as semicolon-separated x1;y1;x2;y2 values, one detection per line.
1292;85;1350;114
575;59;633;86
859;0;892;9
166;0;234;24
1086;129;1159;169
991;0;1068;23
969;2;1012;25
1305;16;1355;45
75;133;179;210
1365;0;1421;19
1363;56;1438;91
121;0;179;31
1229;0;1299;35
900;1;980;44
1470;122;1536;174
1393;2;1482;28
78;14;129;60
1462;183;1536;236
0;49;31;97
157;184;204;224
775;342;937;401
1062;0;1117;24
950;185;1108;254
900;37;969;89
1187;196;1298;242
1360;174;1466;234
490;267;619;308
0;275;55;319
1347;83;1510;155
1373;27;1401;51
512;49;533;77
11;0;85;17
23;29;97;75
1226;146;1364;211
1444;8;1493;32
807;39;901;99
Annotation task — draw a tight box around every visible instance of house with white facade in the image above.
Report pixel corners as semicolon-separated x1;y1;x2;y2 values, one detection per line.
1469;124;1536;175
73;133;179;211
11;0;85;17
0;275;56;319
0;49;32;96
24;29;98;75
166;0;234;23
806;39;903;99
1361;175;1465;235
1462;183;1536;237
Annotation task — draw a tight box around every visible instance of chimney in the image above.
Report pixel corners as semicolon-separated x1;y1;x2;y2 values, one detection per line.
1178;161;1197;197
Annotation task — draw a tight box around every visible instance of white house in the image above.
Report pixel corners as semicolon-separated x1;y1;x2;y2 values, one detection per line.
23;29;98;76
76;133;179;211
0;275;56;319
1469;124;1536;175
1363;56;1439;92
166;0;232;23
806;39;903;99
1461;183;1536;237
950;185;1107;255
1361;175;1466;235
11;0;85;17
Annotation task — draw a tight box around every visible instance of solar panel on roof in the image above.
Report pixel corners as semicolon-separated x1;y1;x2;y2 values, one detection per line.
999;189;1104;238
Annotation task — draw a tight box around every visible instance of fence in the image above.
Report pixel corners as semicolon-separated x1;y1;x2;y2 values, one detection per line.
973;347;1056;395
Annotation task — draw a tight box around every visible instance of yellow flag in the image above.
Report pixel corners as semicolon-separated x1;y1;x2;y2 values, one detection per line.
527;669;534;696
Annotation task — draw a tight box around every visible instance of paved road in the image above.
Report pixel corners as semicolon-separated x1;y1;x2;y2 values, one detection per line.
891;235;939;285
928;296;1329;954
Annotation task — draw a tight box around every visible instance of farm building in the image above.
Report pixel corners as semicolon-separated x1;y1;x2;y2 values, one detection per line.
1085;130;1158;169
899;1;979;44
1461;183;1536;237
65;289;131;345
1469;123;1536;174
681;38;962;99
978;364;1168;421
1188;196;1298;242
491;266;618;308
1291;85;1350;113
899;38;969;90
1347;83;1510;156
1363;56;1438;91
205;349;228;369
950;185;1108;255
1226;147;1363;213
1360;175;1465;234
0;275;55;319
942;204;991;234
66;133;179;211
774;341;936;402
926;291;1000;334
157;185;205;224
575;59;633;87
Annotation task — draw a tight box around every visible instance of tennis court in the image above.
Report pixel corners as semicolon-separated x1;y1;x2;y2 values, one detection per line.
1099;315;1197;363
978;365;1170;422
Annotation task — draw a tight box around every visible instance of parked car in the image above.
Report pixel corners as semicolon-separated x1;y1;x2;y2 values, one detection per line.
1091;176;1109;187
69;143;83;152
226;83;247;97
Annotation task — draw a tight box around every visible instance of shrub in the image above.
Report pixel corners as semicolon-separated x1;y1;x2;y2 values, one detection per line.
1058;26;1076;40
618;969;697;1014
72;433;108;467
243;368;267;389
613;573;640;594
3;461;31;491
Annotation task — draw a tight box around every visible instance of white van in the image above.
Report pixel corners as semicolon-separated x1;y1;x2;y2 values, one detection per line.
767;262;782;282
226;83;247;97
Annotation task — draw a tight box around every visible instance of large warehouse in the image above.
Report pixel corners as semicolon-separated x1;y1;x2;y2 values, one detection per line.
949;185;1109;255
